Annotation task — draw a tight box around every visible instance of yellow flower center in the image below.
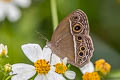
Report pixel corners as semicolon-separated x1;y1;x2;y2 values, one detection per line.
34;59;50;74
95;59;111;75
0;49;7;57
82;72;101;80
55;63;67;74
0;0;12;3
1;49;6;55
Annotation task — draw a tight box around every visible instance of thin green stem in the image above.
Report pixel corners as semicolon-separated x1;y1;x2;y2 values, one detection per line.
105;70;120;80
2;76;6;80
50;0;58;30
2;73;7;80
5;75;12;80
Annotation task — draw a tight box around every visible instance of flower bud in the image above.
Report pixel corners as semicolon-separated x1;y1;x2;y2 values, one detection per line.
0;44;8;57
4;63;12;72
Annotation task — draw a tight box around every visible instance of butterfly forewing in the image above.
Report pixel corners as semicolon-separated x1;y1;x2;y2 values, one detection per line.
49;14;75;62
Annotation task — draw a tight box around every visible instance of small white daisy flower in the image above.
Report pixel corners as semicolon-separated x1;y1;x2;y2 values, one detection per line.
79;61;94;74
11;44;66;80
0;0;31;22
0;43;8;57
51;54;76;80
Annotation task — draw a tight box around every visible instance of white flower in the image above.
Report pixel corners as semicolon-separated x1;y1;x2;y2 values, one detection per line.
0;43;8;57
79;61;94;74
11;44;66;80
51;54;76;80
0;0;31;22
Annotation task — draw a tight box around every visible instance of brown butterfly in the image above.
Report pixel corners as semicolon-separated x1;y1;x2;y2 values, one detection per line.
47;9;94;67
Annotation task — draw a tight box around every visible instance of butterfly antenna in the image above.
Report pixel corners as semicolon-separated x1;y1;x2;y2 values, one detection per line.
36;31;49;42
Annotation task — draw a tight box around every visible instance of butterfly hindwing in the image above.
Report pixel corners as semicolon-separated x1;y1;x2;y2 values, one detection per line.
69;10;94;67
48;9;94;67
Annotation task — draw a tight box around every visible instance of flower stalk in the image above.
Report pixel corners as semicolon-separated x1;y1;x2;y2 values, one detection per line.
106;70;120;79
50;0;58;30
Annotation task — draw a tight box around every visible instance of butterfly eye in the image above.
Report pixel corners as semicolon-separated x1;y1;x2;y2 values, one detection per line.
77;36;82;42
77;58;82;63
73;16;79;20
78;51;84;57
73;24;81;32
72;15;80;21
80;46;86;51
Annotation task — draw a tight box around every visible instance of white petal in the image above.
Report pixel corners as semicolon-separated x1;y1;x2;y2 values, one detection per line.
34;74;47;80
64;71;76;80
47;71;66;80
11;63;36;80
5;45;8;54
50;66;55;72
51;54;61;65
42;45;52;61
63;57;68;65
79;61;94;74
0;3;6;21
0;44;4;53
11;75;29;80
13;0;31;8
21;44;43;62
0;44;4;48
7;4;21;22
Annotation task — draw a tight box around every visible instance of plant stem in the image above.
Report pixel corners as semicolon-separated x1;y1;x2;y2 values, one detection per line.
5;75;12;80
50;0;58;30
2;73;7;80
105;70;120;80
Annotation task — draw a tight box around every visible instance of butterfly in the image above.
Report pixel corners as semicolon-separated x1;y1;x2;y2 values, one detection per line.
47;9;94;67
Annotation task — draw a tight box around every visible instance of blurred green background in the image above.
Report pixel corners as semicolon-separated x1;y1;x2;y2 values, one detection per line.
0;0;120;79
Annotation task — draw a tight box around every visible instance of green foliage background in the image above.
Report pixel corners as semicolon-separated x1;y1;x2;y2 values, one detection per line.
0;0;120;79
